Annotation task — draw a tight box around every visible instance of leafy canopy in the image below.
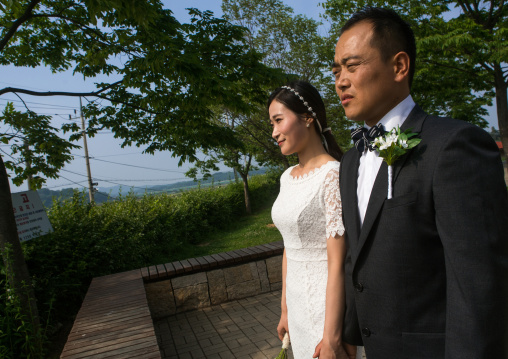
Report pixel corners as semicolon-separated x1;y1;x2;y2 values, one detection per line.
322;0;508;127
0;0;283;187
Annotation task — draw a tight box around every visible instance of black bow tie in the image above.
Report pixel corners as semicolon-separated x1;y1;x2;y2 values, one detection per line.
350;123;386;153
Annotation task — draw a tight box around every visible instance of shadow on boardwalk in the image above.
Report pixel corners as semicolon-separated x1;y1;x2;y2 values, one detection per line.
155;291;293;359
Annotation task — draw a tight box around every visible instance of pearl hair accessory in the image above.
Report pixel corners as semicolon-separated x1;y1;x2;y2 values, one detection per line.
281;85;332;151
281;85;316;119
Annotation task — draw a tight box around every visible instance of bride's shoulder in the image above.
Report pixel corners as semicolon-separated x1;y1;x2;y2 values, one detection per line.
325;159;341;171
322;160;341;181
280;165;297;178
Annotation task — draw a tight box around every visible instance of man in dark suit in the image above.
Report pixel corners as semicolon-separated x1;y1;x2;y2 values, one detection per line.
332;7;508;359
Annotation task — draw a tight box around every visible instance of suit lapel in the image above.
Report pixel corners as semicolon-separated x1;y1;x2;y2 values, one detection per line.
341;149;361;260
354;161;387;264
353;104;427;267
391;104;426;183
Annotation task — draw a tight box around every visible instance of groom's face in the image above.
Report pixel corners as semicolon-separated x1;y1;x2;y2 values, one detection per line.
333;21;398;127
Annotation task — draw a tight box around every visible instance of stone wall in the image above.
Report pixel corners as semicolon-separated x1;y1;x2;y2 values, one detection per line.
145;255;283;319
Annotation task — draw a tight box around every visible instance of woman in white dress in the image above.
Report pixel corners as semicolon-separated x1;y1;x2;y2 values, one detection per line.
269;81;357;359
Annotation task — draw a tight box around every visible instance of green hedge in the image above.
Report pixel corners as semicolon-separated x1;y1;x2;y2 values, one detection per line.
0;173;280;357
22;173;279;321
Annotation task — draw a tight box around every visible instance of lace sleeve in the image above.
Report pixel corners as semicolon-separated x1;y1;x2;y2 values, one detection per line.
324;166;345;238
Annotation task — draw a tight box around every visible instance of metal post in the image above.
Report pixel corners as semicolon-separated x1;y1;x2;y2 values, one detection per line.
24;141;33;191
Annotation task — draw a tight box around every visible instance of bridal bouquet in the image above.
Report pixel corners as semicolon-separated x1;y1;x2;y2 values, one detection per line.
373;126;421;199
274;333;290;359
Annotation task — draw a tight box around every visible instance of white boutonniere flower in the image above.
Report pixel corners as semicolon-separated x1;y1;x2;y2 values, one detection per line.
373;126;421;199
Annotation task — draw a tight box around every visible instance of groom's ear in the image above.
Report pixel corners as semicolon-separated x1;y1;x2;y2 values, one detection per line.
393;51;410;85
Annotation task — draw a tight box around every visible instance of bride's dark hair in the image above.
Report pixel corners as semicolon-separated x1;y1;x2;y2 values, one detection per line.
267;80;343;161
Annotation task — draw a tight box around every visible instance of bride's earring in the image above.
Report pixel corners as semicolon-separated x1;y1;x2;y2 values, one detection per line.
306;123;310;128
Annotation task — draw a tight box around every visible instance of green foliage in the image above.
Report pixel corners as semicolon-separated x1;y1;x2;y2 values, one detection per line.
0;275;50;358
321;0;506;128
221;0;354;163
0;102;77;188
0;1;283;180
19;174;279;323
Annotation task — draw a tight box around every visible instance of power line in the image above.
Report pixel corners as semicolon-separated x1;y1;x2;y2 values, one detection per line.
90;157;186;173
60;168;178;192
93;178;169;193
99;178;189;182
48;176;118;201
58;175;89;189
44;180;88;189
0;97;77;110
61;168;89;178
72;151;142;158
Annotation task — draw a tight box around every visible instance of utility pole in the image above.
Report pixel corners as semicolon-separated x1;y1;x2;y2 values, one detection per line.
80;97;94;203
24;141;33;191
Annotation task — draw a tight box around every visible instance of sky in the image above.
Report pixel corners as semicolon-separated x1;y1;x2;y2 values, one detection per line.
0;1;499;194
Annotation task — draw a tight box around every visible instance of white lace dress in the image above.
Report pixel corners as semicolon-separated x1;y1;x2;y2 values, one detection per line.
272;160;344;358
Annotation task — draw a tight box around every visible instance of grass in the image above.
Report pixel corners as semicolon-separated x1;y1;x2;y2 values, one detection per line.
168;202;282;262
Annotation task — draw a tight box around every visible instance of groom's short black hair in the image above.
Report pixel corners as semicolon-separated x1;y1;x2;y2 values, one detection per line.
341;6;416;88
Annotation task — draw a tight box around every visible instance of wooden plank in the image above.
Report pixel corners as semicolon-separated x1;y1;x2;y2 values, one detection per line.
259;243;277;255
148;265;158;280
202;255;218;268
272;240;284;250
216;252;235;265
179;259;193;273
61;270;160;359
210;253;227;266
195;256;210;270
227;250;243;263
156;264;167;279
250;245;266;257
140;267;150;280
237;248;256;260
172;261;185;275
163;262;176;277
187;257;201;270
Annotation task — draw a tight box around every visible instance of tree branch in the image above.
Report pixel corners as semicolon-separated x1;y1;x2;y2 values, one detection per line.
421;59;495;86
487;0;496;25
31;13;116;48
0;81;160;114
12;93;30;112
492;0;506;25
0;0;41;52
93;94;161;115
0;80;123;97
457;0;472;15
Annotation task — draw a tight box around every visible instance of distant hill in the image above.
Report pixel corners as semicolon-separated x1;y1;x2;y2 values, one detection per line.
38;169;267;208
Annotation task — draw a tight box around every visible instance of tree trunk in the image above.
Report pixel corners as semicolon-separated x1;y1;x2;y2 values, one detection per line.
494;64;508;159
281;155;290;170
240;171;251;214
240;154;253;214
0;155;42;352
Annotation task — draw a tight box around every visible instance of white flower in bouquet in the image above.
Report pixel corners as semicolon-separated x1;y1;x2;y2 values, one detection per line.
274;333;290;359
373;126;421;199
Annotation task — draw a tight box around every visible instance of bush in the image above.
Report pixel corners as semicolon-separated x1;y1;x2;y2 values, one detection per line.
18;173;280;324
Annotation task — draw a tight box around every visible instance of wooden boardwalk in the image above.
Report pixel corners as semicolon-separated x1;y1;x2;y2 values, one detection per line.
60;269;161;359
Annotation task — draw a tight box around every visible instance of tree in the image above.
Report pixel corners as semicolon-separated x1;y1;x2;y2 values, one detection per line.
223;0;355;147
0;0;280;352
194;0;351;213
322;0;508;154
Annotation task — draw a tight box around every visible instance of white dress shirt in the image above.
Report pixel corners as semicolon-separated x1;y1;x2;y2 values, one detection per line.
357;95;416;226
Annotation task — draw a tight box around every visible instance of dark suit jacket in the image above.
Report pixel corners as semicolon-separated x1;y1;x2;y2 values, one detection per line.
339;104;508;358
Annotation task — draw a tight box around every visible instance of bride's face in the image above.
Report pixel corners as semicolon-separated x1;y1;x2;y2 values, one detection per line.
269;100;309;156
